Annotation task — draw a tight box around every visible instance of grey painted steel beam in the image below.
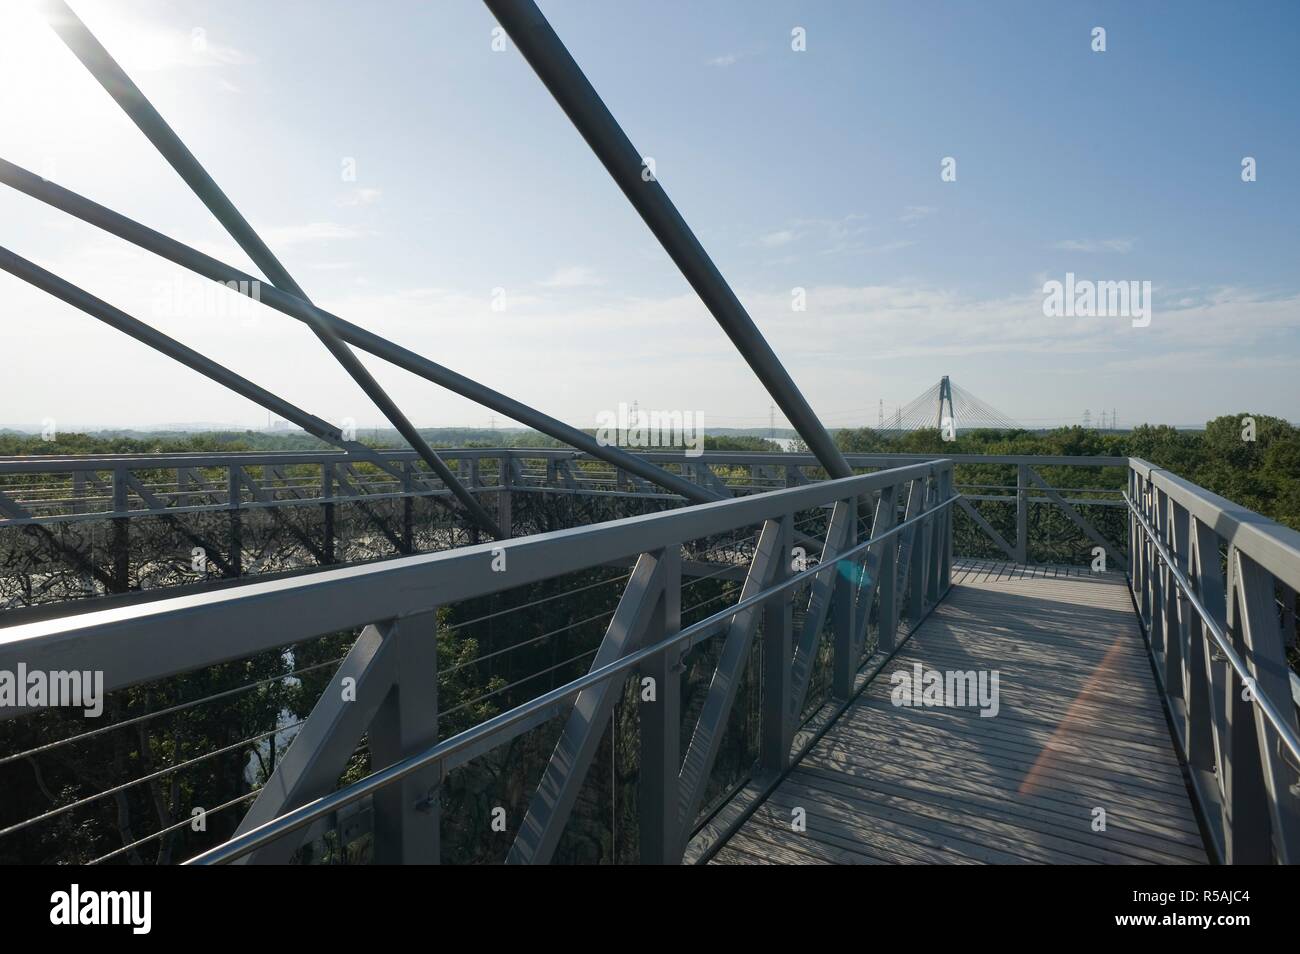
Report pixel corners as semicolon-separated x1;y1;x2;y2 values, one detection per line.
0;489;33;520
1222;553;1273;864
677;517;783;830
233;619;402;864
1188;518;1229;807
955;496;1016;562
507;551;667;864
0;448;1129;474
1015;464;1029;563
368;610;442;865
831;526;858;701
0;460;943;712
637;546;682;864
849;486;896;659
0;247;343;445
787;498;855;723
0;248;418;535
875;490;902;653
1232;550;1300;863
38;0;501;540
892;477;927;629
121;471;235;576
907;478;936;621
1132;458;1300;588
1025;467;1127;572
182;485;957;864
483;0;851;480
0;159;719;507
758;514;795;778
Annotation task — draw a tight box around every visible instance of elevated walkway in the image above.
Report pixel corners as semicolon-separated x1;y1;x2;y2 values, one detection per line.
715;569;1208;864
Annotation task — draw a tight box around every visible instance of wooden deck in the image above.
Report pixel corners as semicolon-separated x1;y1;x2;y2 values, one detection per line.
712;568;1208;865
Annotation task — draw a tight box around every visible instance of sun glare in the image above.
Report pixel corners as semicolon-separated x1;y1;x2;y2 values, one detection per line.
0;1;208;169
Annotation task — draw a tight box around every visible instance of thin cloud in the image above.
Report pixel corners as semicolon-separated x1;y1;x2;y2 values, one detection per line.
900;205;936;224
102;24;256;72
540;265;602;288
338;188;382;208
707;53;740;67
261;222;370;246
863;239;917;254
759;229;798;248
1052;238;1135;253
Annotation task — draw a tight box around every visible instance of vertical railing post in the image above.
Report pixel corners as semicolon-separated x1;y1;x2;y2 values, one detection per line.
926;474;945;605
878;483;900;652
1015;463;1028;564
370;608;442;864
322;462;335;565
1127;467;1139;598
498;455;512;539
401;460;415;554
908;480;932;622
832;495;859;701
1231;550;1300;864
1165;500;1190;700
937;466;953;596
1139;477;1152;621
227;465;242;577
1222;548;1272;863
110;466;129;593
71;470;86;515
1185;519;1223;787
758;513;794;778
1150;487;1168;661
638;544;682;864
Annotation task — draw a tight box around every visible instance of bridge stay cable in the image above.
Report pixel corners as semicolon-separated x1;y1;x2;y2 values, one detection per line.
0;156;723;508
484;0;853;481
38;0;505;538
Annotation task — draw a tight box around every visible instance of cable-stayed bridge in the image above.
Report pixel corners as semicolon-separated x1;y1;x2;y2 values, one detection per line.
0;0;1297;868
880;376;1022;433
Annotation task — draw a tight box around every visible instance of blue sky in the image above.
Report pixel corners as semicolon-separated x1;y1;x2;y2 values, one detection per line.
1;0;1297;432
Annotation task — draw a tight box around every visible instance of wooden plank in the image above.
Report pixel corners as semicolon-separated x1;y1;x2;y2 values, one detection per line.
804;740;1203;834
715;574;1208;864
780;771;1198;865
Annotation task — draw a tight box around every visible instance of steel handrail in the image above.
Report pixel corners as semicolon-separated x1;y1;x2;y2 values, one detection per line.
1124;491;1300;765
185;491;960;864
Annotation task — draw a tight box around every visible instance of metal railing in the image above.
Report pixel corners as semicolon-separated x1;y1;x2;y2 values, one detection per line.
5;450;1297;863
1127;458;1300;864
0;458;955;864
0;448;1127;614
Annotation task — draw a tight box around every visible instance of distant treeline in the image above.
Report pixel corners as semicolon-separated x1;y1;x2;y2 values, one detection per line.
822;414;1300;533
0;428;782;457
3;416;1296;531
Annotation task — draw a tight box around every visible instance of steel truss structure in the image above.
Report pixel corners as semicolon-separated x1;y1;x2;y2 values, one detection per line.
0;448;1135;616
3;457;960;863
4;0;852;522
